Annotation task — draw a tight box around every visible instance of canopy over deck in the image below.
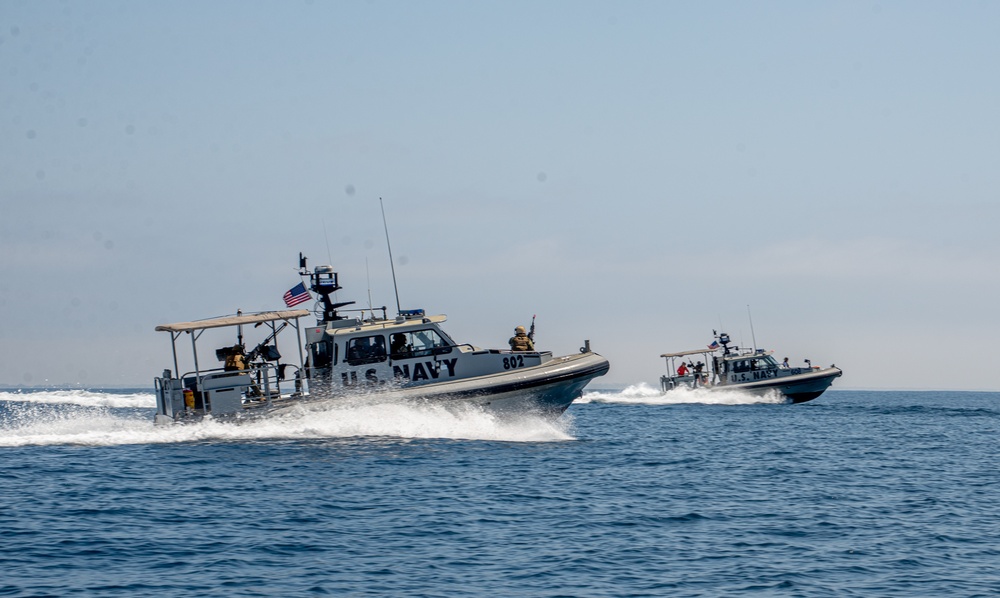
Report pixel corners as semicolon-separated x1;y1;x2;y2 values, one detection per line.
660;348;716;359
155;309;310;333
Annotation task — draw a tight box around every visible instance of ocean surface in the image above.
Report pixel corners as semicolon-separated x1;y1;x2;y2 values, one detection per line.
1;386;998;597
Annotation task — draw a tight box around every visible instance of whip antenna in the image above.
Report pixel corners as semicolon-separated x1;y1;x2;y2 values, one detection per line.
380;197;402;315
365;257;374;314
322;219;333;265
747;304;757;351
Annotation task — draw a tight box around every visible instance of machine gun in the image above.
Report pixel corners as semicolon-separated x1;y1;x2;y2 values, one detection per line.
528;314;536;343
246;322;287;363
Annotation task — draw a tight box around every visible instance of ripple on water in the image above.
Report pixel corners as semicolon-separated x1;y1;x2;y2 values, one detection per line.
1;390;999;596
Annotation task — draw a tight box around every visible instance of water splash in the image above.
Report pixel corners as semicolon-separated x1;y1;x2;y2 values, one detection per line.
580;382;785;405
0;389;153;409
0;390;575;447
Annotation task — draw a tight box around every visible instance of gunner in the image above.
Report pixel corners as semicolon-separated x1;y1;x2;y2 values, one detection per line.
509;326;535;352
224;345;246;371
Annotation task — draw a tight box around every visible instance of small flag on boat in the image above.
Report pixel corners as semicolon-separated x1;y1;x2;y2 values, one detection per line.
283;282;311;307
708;340;720;350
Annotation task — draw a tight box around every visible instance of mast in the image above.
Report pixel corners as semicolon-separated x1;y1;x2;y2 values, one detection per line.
299;253;354;324
380;198;402;316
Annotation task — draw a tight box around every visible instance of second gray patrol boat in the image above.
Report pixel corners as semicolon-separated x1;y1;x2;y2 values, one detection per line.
659;331;842;403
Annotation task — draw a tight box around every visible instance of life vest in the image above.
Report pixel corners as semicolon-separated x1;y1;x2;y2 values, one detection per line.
509;333;534;352
225;353;246;371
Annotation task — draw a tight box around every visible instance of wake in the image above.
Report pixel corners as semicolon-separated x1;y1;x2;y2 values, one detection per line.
0;389;154;409
0;390;574;447
580;382;785;406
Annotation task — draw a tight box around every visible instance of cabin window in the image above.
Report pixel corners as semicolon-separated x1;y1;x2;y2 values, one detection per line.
754;356;777;369
732;360;750;373
345;335;387;365
389;329;451;359
311;340;333;368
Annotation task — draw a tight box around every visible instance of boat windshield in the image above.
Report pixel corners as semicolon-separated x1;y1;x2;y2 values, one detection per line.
730;355;779;372
390;328;452;359
753;355;779;369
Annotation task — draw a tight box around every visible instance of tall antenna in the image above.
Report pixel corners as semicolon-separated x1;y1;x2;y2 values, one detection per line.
747;304;757;351
322;219;333;264
380;197;402;314
365;257;374;313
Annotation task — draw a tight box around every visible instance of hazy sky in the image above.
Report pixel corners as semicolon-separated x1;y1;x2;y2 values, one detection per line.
2;1;998;390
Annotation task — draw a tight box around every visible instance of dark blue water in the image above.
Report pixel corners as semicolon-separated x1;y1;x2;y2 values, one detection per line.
2;387;999;596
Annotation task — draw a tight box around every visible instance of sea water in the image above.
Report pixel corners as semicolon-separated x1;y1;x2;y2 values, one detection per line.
1;387;998;596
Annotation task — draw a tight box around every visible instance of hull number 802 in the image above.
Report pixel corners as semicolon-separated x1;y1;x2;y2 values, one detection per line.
503;355;525;370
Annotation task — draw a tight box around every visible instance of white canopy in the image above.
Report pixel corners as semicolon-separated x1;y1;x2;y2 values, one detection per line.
660;348;715;359
155;309;310;333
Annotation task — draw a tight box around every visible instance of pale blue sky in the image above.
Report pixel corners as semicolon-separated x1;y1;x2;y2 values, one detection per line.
2;1;998;390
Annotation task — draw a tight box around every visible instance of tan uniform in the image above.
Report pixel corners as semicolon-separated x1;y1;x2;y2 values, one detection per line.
224;351;246;371
509;333;535;352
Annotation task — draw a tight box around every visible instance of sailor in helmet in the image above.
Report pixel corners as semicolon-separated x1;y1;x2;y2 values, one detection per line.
509;325;535;352
224;345;247;371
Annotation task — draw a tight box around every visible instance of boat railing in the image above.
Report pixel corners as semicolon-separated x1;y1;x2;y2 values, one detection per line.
660;373;709;392
471;348;552;356
181;362;300;404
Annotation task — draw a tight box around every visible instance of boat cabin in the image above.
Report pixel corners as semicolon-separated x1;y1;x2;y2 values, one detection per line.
297;256;553;391
714;350;782;384
304;309;552;390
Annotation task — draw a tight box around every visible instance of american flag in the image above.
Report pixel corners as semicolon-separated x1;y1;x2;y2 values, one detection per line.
708;340;720;350
283;282;311;307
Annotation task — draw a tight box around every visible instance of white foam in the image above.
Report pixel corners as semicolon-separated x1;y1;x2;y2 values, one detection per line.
581;382;785;405
0;392;575;447
0;389;154;409
264;399;575;443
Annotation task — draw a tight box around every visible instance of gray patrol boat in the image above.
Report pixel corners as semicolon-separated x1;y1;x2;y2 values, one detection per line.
153;255;609;423
659;331;842;403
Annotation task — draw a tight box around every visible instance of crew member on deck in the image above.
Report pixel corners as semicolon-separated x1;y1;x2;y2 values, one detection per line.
509;326;535;352
224;345;246;371
677;362;689;377
693;361;705;386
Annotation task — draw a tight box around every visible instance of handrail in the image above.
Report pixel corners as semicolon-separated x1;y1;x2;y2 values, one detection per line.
179;362;299;399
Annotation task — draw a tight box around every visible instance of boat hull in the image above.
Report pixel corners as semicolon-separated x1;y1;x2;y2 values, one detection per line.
311;351;610;416
661;366;842;404
722;367;843;403
158;351;610;424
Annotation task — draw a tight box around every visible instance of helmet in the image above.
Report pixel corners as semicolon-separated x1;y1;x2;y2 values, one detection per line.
515;326;526;334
